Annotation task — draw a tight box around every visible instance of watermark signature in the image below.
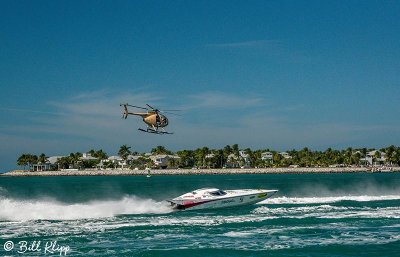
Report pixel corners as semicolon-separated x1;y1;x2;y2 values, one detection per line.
3;240;70;256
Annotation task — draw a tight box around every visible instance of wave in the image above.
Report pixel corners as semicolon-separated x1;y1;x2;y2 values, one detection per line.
252;204;400;219
0;196;172;221
260;195;400;205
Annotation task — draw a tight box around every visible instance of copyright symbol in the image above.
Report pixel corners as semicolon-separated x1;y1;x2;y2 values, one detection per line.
3;241;14;251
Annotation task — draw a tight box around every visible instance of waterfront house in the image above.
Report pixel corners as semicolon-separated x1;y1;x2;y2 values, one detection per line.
261;152;273;162
226;153;240;168
48;156;64;164
80;153;98;161
360;150;386;166
31;162;51;171
239;150;251;167
127;155;143;162
205;153;215;159
279;152;292;159
150;154;180;169
97;155;125;169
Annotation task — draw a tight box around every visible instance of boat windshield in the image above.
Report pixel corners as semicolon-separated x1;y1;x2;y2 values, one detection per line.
209;190;227;196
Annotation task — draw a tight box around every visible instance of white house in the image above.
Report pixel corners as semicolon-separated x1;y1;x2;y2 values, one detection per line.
239;150;251;167
46;156;65;170
360;150;386;166
97;155;126;169
279;152;292;159
80;153;98;161
127;155;143;162
205;153;215;159
261;152;273;162
226;153;240;168
31;163;51;171
150;154;180;169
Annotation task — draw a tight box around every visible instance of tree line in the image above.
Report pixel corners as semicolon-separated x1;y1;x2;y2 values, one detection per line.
16;144;400;170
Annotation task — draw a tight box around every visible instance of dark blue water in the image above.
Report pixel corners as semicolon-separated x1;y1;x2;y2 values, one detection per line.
1;173;399;256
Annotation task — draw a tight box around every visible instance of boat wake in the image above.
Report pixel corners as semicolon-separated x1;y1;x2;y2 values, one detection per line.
260;195;400;205
0;196;172;221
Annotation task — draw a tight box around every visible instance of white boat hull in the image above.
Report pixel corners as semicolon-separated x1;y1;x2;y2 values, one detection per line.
168;189;277;210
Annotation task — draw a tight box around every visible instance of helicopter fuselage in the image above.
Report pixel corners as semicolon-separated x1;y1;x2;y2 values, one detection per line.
131;112;169;128
120;103;175;134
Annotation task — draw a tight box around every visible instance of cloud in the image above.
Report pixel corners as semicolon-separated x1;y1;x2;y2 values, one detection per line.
1;88;399;172
0;90;167;154
0;107;62;116
49;89;163;117
185;91;265;109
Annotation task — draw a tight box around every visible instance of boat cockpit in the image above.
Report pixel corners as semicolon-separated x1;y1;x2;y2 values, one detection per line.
209;189;227;196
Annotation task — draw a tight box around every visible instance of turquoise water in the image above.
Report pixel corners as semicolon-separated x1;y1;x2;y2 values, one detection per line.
1;173;399;256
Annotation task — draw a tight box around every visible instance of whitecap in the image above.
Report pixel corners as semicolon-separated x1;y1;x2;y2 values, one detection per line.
260;195;400;205
0;196;172;221
223;231;255;238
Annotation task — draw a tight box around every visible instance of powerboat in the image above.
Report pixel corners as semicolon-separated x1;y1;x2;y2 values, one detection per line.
167;188;278;210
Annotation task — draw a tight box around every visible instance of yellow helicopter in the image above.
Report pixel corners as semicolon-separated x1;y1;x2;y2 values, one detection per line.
120;103;179;134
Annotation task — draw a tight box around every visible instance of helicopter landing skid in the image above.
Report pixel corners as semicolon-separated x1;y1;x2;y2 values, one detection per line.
138;128;173;135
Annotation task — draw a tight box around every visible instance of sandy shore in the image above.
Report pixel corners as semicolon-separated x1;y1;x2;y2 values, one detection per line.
1;167;399;176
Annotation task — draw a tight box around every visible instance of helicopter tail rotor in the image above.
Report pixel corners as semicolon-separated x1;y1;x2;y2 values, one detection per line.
120;103;129;119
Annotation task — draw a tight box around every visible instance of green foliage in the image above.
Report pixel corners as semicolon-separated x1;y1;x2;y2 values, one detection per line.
118;145;131;160
151;146;173;155
16;145;400;171
89;149;108;159
17;154;38;170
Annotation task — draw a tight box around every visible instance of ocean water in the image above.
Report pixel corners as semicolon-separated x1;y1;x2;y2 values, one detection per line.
0;173;399;256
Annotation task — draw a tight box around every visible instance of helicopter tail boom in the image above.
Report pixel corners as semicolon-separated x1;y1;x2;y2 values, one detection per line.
120;103;148;119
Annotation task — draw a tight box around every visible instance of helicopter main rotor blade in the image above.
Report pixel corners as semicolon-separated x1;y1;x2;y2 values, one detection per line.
161;109;181;112
126;104;149;110
146;104;156;110
161;111;182;116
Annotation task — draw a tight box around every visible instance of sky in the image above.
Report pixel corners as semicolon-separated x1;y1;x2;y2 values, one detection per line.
1;0;400;171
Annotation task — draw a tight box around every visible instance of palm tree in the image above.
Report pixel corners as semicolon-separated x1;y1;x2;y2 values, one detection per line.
344;147;353;166
118;145;131;161
373;151;382;166
194;147;209;167
385;145;396;165
69;152;82;169
176;150;194;168
95;149;108;160
17;154;36;170
17;154;26;169
38;153;47;164
352;151;361;166
232;144;240;157
56;156;70;170
151;146;172;155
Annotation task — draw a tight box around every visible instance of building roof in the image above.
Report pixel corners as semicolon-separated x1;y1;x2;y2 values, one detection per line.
262;151;273;154
205;153;215;158
80;156;97;161
108;156;123;161
127;155;143;161
47;156;65;164
149;154;180;161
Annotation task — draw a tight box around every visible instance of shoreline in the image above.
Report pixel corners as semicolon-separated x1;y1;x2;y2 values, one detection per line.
1;167;400;176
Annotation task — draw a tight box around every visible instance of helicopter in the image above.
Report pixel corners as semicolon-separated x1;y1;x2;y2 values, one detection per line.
120;103;179;134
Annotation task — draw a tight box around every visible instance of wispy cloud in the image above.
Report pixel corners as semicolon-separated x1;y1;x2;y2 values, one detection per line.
49;89;163;117
0;107;63;116
1;88;398;172
185;91;265;109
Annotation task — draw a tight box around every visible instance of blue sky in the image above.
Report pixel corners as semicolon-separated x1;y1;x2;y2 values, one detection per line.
1;0;400;171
